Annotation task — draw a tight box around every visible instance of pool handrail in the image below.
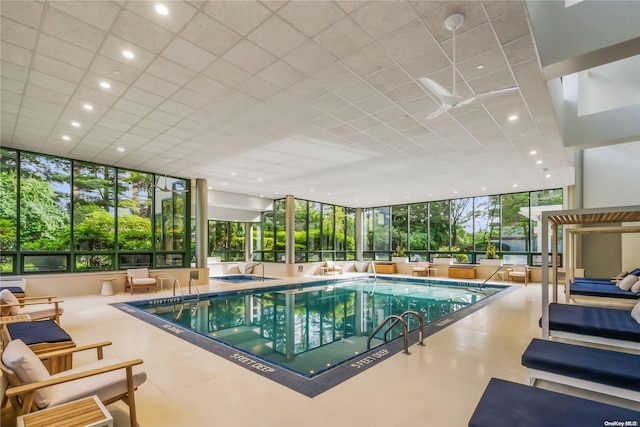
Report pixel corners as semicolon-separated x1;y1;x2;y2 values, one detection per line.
367;314;410;355
383;311;425;347
245;262;264;281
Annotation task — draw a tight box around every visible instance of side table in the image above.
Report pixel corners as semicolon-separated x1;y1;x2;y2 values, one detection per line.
17;395;113;427
100;278;116;296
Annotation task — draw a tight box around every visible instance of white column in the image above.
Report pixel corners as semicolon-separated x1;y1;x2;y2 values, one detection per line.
195;179;208;268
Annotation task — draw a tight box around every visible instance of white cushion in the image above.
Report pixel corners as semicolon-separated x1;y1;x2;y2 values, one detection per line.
631;301;640;324
618;274;639;291
1;339;53;408
21;305;64;319
48;358;147;408
631;278;640;294
0;289;21;315
127;268;150;279
131;278;156;285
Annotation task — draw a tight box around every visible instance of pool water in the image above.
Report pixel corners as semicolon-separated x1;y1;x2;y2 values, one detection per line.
210;274;277;283
128;278;502;378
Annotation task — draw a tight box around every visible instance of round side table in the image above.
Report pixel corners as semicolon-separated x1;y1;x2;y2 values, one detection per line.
100;277;116;296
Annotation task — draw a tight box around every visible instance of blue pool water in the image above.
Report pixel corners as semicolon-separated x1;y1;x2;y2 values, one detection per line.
125;277;504;380
210;274;277;283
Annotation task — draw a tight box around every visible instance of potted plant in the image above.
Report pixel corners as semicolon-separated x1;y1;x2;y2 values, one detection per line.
480;242;503;266
391;242;409;263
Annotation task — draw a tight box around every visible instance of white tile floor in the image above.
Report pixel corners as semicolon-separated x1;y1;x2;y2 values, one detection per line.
4;277;637;426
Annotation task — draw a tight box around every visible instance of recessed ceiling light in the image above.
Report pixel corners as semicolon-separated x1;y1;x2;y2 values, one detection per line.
536;160;543;164
221;182;227;186
112;70;120;75
310;189;314;192
326;192;331;196
122;50;134;59
453;190;458;194
508;115;518;121
476;64;485;70
99;81;111;89
257;177;263;182
259;195;264;198
230;171;236;176
545;174;551;178
83;104;93;111
512;184;518;187
117;147;125;152
481;187;486;191
207;186;212;190
71;121;80;127
62;135;70;141
529;150;537;155
155;4;169;15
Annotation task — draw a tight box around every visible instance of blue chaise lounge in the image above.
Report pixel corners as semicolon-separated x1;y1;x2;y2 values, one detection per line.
469;377;640;427
521;338;640;402
546;302;640;350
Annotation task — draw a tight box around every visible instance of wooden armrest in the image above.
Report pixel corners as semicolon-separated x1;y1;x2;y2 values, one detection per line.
0;300;64;308
37;341;113;360
17;296;56;302
5;358;144;398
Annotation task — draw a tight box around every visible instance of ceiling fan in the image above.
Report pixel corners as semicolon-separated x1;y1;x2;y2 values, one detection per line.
419;13;520;120
153;174;186;194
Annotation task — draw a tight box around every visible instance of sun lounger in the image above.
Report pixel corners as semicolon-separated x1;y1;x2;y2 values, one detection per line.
521;338;640;402
469;377;640;427
545;303;640;350
569;280;640;299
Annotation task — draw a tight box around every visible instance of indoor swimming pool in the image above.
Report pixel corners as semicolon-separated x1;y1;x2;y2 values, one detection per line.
119;277;509;395
210;274;277;283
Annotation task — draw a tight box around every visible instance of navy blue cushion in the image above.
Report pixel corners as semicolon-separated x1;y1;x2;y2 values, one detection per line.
546;303;640;342
629;268;640;276
469;378;640;427
0;286;25;294
570;281;639;299
6;320;72;345
522;339;640;391
573;277;616;284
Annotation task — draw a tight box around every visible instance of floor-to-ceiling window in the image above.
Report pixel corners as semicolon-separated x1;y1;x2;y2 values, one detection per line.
0;148;190;275
207;220;246;262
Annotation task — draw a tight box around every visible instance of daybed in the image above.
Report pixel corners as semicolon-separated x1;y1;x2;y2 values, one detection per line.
568;280;639;299
521;338;640;402
545;302;640;350
469;377;640;427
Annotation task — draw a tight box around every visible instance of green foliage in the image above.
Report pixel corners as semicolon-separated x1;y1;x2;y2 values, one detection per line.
118;214;152;250
74;209;115;250
19;176;70;250
485;241;497;259
392;241;406;257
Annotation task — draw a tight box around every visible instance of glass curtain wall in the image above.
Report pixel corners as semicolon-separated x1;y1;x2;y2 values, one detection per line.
365;190;563;265
0;148;189;275
256;198;356;262
207;220;246;262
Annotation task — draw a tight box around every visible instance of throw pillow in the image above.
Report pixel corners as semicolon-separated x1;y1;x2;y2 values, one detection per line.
632;301;640;324
618;274;639;291
1;339;53;408
0;289;21;315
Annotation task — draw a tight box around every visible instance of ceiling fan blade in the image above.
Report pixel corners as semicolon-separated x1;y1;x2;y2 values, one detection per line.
418;77;457;102
426;107;447;120
472;87;519;104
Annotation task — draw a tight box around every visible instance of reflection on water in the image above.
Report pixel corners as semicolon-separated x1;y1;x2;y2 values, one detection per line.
139;280;498;377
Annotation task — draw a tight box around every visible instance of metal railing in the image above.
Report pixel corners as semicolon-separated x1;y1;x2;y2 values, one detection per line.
245;262;264;281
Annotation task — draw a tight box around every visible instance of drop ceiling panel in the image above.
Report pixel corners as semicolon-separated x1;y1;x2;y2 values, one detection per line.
0;0;575;207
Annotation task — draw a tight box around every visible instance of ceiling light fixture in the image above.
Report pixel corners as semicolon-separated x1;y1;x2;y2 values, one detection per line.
122;50;135;59
476;64;485;70
512;184;518;187
529;150;537;155
508;115;518;121
83;104;93;111
117;147;125;152
99;81;111;89
62;135;70;141
71;121;80;127
155;4;169;15
536;160;543;164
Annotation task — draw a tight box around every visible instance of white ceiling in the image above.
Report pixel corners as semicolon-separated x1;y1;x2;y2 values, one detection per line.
1;0;578;207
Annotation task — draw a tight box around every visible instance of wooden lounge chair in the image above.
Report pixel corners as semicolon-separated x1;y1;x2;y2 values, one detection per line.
0;289;64;324
1;339;147;427
125;268;158;295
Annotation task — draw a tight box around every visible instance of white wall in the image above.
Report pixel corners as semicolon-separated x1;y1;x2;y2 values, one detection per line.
583;141;640;208
581;141;640;275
